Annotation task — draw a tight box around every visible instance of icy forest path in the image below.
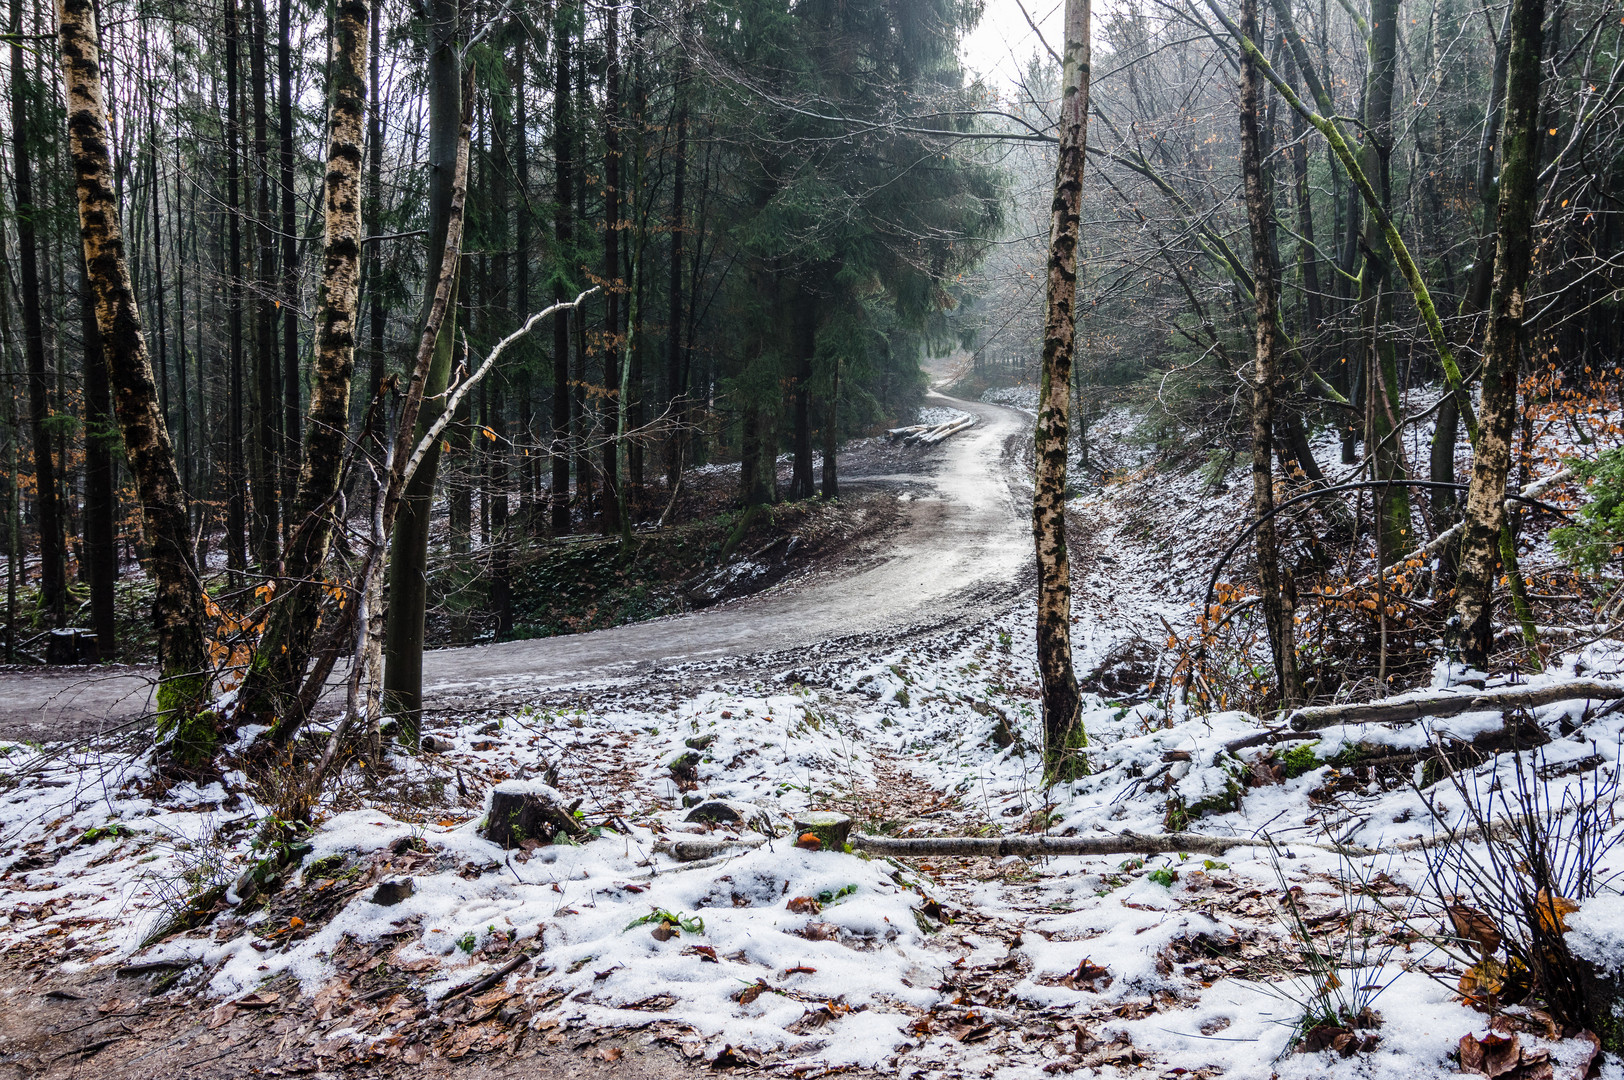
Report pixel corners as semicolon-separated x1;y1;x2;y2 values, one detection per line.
0;392;1033;741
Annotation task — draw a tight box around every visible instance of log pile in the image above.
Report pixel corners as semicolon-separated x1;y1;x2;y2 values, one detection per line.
886;414;977;445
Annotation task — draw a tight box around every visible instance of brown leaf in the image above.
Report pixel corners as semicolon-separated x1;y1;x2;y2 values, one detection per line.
782;965;817;975
682;944;719;963
786;896;822;914
208;1003;238;1029
1061;958;1112;992
1460;1032;1522;1077
1447;904;1504;958
591;1046;623;1062
1533;890;1580;938
233;991;280;1009
651;923;677;942
800;921;840;941
710;1044;763;1069
733;980;774;1005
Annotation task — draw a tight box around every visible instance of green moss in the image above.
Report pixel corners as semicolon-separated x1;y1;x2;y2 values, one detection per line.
1164;765;1243;832
1281;741;1323;778
1043;721;1092;785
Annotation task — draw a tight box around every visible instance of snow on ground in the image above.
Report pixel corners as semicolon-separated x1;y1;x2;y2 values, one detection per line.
917;406;973;428
3;388;1623;1076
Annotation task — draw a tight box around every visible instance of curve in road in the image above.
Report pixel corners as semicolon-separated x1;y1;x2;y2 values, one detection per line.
0;392;1030;740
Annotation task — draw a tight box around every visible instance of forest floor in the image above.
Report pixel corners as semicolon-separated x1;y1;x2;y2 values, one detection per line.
3;386;1623;1080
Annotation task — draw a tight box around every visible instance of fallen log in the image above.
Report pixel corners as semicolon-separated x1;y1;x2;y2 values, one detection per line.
850;829;1375;858
1286;678;1623;732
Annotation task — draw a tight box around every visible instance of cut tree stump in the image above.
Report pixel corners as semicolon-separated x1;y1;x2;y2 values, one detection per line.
483;782;587;848
793;811;852;851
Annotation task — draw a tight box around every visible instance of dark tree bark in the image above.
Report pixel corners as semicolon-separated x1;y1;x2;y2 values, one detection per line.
1451;0;1545;670
58;0;211;747
601;0;623;533
248;0;281;569
789;293;815;501
365;0;386;439
664;0;689;493
1238;0;1301;710
382;0;463;734
79;254;117;655
279;0;300;541
821;359;838;499
224;0;249;574
242;0;368;734
10;0;65;626
550;4;574;535
1034;0;1092;780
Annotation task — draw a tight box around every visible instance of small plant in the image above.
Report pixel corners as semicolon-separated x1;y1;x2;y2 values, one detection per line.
456;931;478;953
1148;867;1177;888
625;908;705;936
1258;845;1411;1058
815;884;858;905
1553;447;1624;573
1417;739;1623;1034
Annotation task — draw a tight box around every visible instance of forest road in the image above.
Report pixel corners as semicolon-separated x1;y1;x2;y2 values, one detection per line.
0;391;1032;741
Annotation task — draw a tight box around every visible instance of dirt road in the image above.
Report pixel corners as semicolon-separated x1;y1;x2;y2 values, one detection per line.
0;392;1031;740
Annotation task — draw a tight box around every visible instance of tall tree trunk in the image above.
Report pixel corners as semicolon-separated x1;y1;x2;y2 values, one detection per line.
550;3;573;536
279;0;300;545
364;0;387;439
821;358;838;499
79;256;118;656
382;0;462;733
10;0;66;626
601;0;623;532
1035;0;1091;781
224;0;249;575
58;0;211;749
1451;0;1545;671
789;292;815;501
1358;0;1412;565
249;0;280;569
1238;0;1300;711
242;0;368;734
664;0;689;493
513;35;532;529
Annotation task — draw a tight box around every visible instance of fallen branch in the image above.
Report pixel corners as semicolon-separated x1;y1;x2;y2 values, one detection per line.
1286;678;1623;731
438;946;538;1002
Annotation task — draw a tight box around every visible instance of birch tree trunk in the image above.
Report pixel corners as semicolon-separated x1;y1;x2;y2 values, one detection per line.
241;0;367;733
57;0;211;748
1451;0;1545;670
1238;0;1300;711
1035;0;1091;781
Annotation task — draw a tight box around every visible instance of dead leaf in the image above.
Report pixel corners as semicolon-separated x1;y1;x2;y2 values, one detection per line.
682;945;719;963
233;991;280;1009
782;965;817;975
786;896;822;914
711;1044;764;1068
1447;903;1504;958
1533;890;1580;938
208;1003;237;1029
592;1046;623;1062
800;921;840;941
1061;958;1112;992
1460;1032;1522;1077
795;833;822;850
733;980;774;1005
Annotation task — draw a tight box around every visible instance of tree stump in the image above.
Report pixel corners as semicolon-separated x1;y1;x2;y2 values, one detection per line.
793;811;852;852
483;782;587;848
